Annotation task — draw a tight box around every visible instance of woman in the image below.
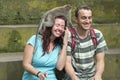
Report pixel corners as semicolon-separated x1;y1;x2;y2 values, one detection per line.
22;15;68;80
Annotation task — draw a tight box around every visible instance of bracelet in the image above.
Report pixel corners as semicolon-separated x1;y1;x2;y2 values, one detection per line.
36;71;41;77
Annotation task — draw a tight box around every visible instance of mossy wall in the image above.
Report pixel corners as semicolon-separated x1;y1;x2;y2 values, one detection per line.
0;25;37;53
95;24;120;48
1;24;120;53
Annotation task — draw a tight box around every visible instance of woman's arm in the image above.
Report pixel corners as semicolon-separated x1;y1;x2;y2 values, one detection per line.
23;44;47;79
23;44;39;75
56;28;68;70
56;44;67;70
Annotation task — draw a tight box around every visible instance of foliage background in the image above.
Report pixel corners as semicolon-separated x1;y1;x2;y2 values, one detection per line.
0;0;120;24
0;0;120;52
0;1;120;79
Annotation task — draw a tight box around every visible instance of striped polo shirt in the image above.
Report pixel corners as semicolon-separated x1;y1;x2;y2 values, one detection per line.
67;28;108;79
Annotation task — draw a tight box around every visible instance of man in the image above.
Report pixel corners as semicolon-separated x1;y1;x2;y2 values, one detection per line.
64;5;108;80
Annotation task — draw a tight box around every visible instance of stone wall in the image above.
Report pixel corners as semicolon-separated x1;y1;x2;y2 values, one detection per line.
0;53;23;80
0;61;23;80
0;51;120;80
103;54;120;80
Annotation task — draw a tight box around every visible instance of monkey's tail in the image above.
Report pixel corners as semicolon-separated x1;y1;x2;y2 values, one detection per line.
38;18;45;33
33;18;44;55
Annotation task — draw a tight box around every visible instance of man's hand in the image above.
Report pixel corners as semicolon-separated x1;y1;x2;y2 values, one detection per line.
93;74;102;80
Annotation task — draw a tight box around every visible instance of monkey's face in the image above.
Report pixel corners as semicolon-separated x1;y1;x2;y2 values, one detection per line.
51;18;65;38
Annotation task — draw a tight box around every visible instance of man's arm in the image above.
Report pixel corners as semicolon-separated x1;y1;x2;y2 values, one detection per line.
94;52;105;80
65;56;79;80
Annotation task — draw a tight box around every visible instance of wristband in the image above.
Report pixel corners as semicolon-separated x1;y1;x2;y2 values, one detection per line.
36;71;41;77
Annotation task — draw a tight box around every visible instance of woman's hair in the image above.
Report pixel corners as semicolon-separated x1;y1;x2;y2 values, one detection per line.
41;15;67;55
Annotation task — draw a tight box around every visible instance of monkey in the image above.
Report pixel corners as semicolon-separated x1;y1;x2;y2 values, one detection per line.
38;4;73;33
33;5;73;55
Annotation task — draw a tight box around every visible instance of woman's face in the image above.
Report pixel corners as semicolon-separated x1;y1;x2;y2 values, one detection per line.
51;18;65;38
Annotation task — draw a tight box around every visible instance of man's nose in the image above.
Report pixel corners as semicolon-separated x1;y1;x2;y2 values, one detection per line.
85;18;90;23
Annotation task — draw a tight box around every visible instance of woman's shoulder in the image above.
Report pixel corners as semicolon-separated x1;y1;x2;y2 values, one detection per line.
30;34;42;40
31;34;42;38
27;34;42;43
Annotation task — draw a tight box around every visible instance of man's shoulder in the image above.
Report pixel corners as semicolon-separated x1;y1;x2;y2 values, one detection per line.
67;27;76;36
92;28;102;34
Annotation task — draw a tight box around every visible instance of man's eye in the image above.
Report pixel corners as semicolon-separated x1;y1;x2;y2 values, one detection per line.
88;16;92;19
81;16;86;19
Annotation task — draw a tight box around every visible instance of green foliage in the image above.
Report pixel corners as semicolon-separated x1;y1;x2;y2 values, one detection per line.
0;26;37;53
0;0;120;24
7;30;23;52
0;24;120;53
17;27;37;46
0;28;11;48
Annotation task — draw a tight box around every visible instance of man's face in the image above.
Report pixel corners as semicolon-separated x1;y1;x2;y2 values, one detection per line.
76;9;92;30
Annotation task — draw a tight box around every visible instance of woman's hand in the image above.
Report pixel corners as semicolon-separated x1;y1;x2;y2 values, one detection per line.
38;72;48;80
62;27;69;46
56;27;69;70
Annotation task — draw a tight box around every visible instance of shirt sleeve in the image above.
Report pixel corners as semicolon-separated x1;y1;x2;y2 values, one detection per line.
26;35;37;47
67;30;72;56
95;30;108;54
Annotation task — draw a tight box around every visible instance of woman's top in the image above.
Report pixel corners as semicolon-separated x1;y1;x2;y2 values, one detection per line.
22;35;61;80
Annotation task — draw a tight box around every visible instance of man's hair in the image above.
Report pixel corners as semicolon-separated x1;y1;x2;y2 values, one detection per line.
75;5;92;18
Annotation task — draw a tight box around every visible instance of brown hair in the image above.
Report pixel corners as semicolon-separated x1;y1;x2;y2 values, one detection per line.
41;15;67;55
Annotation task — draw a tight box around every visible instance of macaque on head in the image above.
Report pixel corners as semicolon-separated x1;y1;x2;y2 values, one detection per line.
38;4;73;33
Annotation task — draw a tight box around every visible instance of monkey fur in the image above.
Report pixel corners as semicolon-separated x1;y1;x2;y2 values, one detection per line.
38;4;73;33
